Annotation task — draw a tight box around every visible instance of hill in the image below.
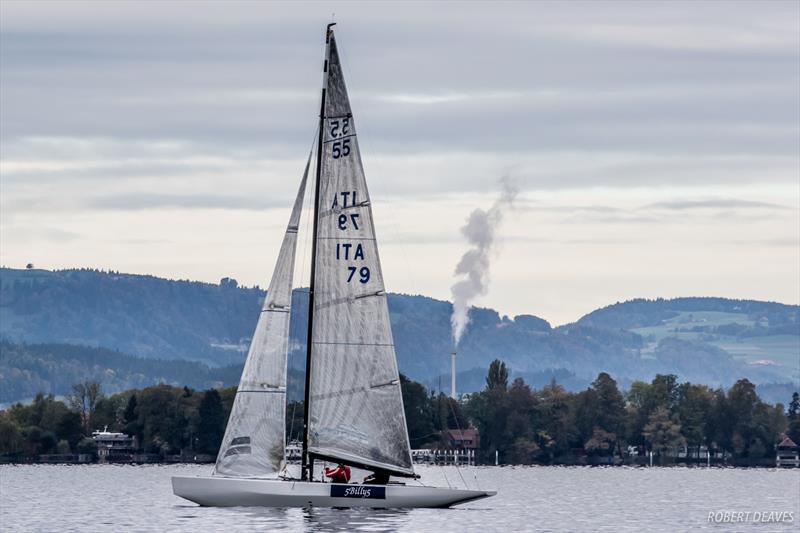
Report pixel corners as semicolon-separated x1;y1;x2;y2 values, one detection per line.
1;267;797;404
0;268;261;366
578;298;800;375
0;341;240;404
578;297;798;335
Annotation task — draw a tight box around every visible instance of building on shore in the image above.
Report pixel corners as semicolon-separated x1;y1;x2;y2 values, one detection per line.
411;428;481;466
92;427;136;462
440;428;480;451
776;437;799;468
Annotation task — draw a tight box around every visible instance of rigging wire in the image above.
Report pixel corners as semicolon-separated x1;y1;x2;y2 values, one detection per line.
442;467;452;490
445;393;470;490
287;125;320;450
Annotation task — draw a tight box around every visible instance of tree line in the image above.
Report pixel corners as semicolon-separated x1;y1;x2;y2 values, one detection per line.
464;361;799;465
1;361;798;465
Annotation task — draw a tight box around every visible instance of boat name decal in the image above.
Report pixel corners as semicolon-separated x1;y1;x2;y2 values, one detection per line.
330;484;386;499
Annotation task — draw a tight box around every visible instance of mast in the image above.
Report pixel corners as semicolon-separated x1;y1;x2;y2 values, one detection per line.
302;22;335;482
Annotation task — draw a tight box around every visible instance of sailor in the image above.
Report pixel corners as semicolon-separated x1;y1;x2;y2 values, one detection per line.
324;463;351;484
363;470;390;485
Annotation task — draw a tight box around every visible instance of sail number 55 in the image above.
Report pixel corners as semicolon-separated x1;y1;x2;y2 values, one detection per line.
330;118;352;159
331;139;351;159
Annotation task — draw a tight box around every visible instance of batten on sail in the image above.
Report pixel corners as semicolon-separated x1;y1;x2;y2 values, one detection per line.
214;153;311;477
306;29;414;478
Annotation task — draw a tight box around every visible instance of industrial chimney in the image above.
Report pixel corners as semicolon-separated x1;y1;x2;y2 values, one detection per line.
450;352;457;399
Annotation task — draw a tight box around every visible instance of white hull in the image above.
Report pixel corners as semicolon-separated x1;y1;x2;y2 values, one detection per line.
172;475;495;508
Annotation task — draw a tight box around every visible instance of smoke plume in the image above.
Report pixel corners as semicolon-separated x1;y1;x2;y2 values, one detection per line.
450;177;518;346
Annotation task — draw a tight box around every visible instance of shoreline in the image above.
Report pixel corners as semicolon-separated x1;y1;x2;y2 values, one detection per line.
1;459;791;469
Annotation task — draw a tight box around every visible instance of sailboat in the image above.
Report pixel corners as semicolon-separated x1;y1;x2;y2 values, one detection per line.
172;24;496;508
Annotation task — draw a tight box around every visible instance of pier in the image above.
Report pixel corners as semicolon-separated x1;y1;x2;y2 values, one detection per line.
411;449;476;466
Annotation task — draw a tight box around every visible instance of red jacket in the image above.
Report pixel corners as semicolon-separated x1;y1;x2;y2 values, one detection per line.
324;464;351;483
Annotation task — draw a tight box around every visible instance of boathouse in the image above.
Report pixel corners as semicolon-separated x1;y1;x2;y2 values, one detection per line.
776;436;799;468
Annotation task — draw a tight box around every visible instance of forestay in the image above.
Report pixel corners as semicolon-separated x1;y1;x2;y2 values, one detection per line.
214;155;310;477
306;30;414;477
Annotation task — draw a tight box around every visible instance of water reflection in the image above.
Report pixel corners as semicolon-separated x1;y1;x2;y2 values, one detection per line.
185;505;299;530
302;506;410;532
1;464;798;532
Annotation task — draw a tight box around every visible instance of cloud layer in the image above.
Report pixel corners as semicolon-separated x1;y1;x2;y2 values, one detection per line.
1;1;798;324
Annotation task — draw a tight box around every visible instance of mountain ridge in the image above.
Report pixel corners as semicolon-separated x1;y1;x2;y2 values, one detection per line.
1;267;797;404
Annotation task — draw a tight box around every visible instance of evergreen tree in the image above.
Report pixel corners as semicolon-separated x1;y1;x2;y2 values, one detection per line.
787;392;800;444
0;417;23;456
677;383;714;448
788;392;799;421
591;373;625;434
504;378;538;464
123;394;142;442
400;375;436;447
124;394;138;425
196;389;225;455
466;363;510;462
534;380;572;459
650;374;680;412
573;388;600;448
486;360;508;391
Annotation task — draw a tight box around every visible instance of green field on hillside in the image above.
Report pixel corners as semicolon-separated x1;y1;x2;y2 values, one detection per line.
633;311;798;374
711;335;800;367
633;311;758;340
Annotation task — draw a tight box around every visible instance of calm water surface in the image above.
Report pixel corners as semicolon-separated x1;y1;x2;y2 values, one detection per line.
1;464;798;532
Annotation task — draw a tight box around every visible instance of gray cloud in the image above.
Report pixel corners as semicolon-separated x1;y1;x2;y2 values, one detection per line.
730;238;799;247
2;160;233;184
1;1;798;323
1;2;797;166
518;204;624;214
86;193;288;211
112;238;175;245
562;213;661;225
517;196;796;226
2;227;80;243
645;199;794;211
502;235;640;245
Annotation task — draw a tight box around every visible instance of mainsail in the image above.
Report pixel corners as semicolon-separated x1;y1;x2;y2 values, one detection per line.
306;29;414;477
214;155;310;477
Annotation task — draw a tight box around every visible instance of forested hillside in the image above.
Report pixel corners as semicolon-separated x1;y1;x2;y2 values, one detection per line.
1;267;797;404
579;297;798;332
0;341;242;403
1;268;262;366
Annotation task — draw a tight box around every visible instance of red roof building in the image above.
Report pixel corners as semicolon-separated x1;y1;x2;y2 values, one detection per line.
441;429;480;450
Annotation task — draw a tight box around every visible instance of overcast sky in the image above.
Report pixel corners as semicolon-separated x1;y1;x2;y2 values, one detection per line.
1;1;798;325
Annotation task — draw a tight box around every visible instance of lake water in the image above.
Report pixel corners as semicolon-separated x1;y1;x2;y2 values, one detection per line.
1;464;798;532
